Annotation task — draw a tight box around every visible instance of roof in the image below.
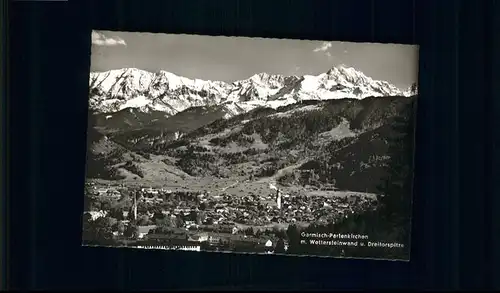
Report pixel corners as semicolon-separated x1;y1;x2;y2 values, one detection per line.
146;233;188;240
168;238;197;246
147;233;172;239
189;233;209;240
136;225;157;234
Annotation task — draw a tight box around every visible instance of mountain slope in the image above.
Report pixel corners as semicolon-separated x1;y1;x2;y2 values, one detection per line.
107;104;229;150
121;96;415;193
86;110;192;181
86;63;417;192
94;107;171;133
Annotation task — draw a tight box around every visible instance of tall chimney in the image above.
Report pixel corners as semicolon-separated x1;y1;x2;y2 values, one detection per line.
276;189;282;210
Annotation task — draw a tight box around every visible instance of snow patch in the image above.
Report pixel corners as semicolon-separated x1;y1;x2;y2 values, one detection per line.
270;104;323;118
119;95;151;110
318;119;357;140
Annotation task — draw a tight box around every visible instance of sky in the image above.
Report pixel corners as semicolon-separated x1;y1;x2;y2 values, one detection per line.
90;30;419;90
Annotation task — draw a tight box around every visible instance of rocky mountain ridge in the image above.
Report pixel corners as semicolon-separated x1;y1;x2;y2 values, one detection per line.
89;65;417;117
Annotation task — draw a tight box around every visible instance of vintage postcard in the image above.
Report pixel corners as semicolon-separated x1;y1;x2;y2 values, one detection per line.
84;31;418;261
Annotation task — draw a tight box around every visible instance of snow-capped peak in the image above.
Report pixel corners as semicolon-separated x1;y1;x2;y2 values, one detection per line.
403;82;418;96
89;66;413;117
327;65;370;82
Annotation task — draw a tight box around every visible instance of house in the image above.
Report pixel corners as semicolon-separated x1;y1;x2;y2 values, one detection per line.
188;233;209;242
86;210;107;221
136;245;201;252
174;245;201;251
208;235;221;244
136;225;157;239
347;197;358;205
97;188;108;196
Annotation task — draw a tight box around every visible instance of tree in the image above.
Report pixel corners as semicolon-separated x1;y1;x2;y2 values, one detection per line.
244;227;254;236
89;200;102;212
124;223;138;238
196;211;206;225
109;207;124;220
152;212;165;222
117;222;126;235
272;226;286;238
83;187;94;212
175;215;185;228
274;238;286;253
154;216;175;234
376;99;415;231
82;216;115;245
189;210;198;222
107;217;118;228
86;110;102;144
137;215;151;226
324;98;416;259
286;224;301;253
82;212;93;223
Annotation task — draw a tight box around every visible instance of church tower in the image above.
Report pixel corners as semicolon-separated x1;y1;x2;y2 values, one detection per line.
133;191;138;221
276;189;282;210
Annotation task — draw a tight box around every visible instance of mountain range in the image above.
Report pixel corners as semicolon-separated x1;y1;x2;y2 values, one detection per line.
86;65;417;195
89;65;417;117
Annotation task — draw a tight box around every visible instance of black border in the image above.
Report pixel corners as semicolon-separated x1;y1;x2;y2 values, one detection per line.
488;0;500;288
1;0;7;291
457;1;489;287
7;0;495;290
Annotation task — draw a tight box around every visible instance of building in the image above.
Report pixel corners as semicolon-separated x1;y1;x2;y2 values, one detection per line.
276;191;282;210
136;225;157;239
96;189;109;196
136;245;201;252
86;210;107;221
188;233;209;242
208;235;221;244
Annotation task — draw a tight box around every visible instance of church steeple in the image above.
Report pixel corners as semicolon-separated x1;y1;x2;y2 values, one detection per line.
276;189;282;210
133;191;139;221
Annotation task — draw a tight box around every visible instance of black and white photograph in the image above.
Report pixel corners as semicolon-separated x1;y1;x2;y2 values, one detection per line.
83;31;418;261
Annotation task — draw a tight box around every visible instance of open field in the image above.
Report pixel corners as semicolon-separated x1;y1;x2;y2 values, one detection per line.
89;177;378;199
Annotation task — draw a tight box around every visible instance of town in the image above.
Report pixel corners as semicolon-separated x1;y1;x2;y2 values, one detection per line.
82;180;377;254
